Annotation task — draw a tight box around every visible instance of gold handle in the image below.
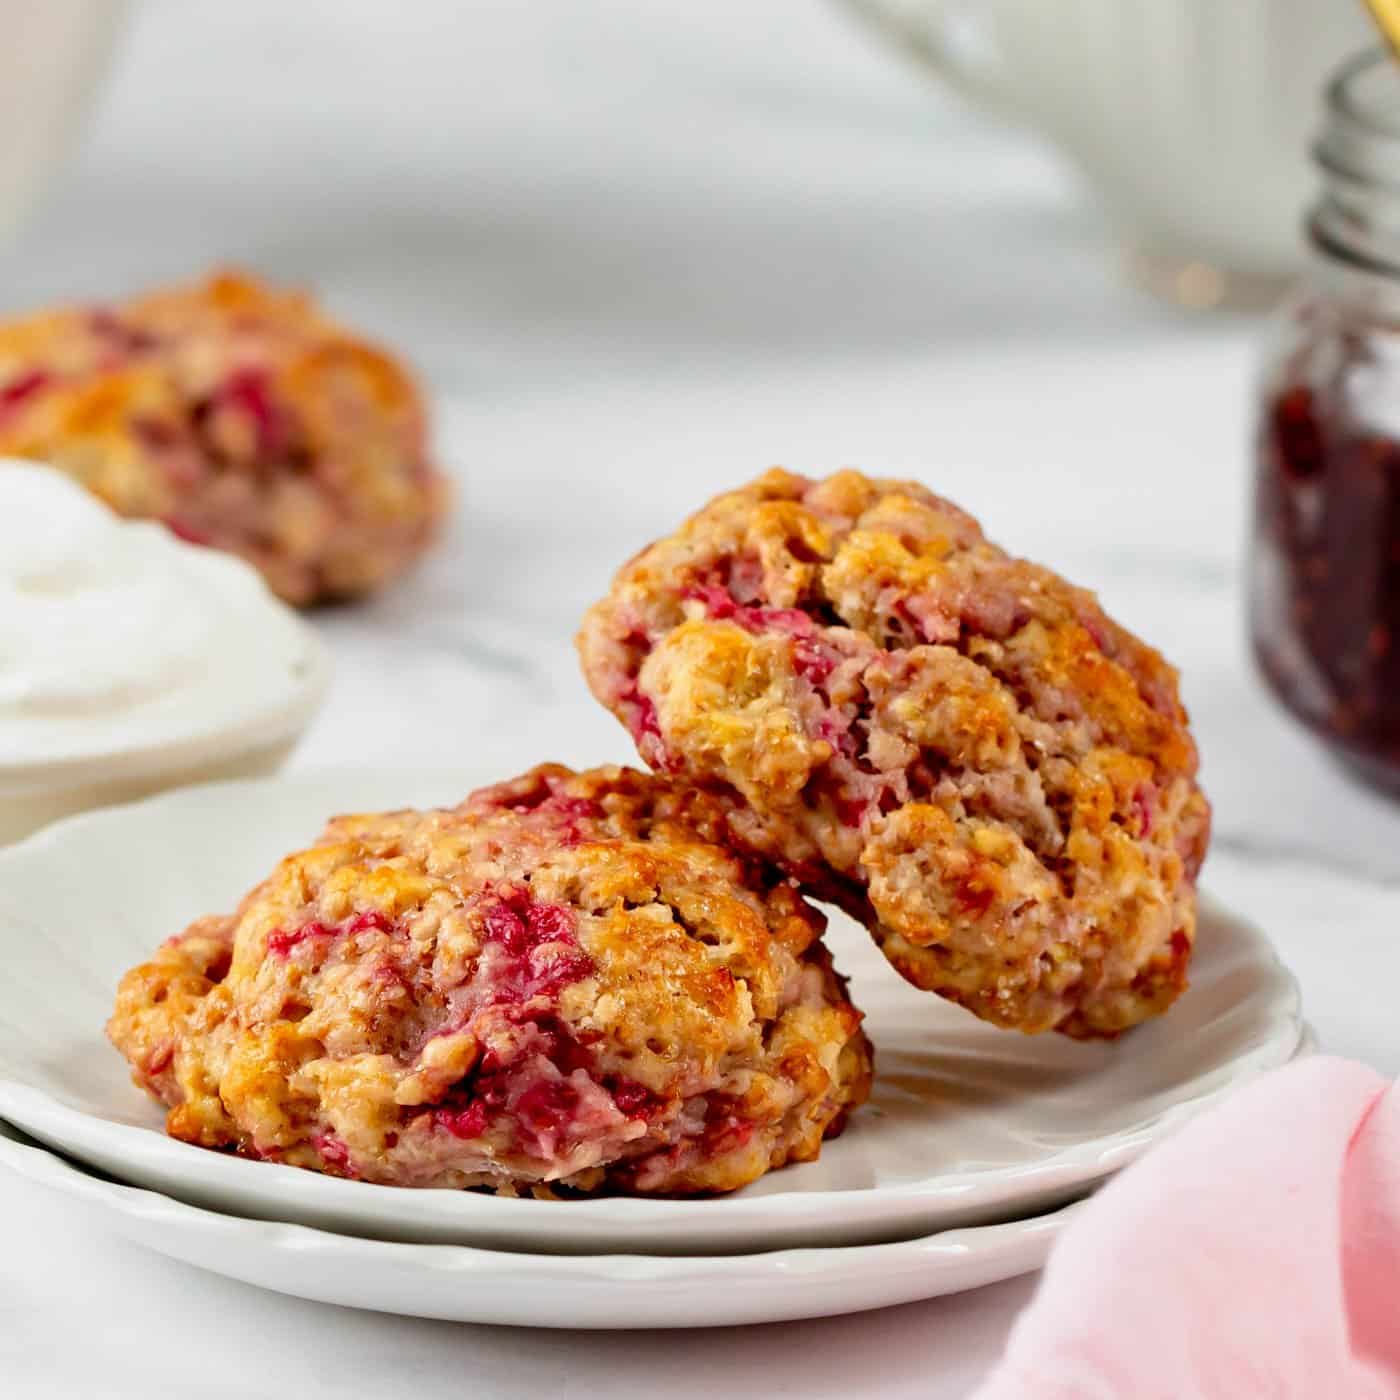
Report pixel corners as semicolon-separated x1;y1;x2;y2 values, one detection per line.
1363;0;1400;57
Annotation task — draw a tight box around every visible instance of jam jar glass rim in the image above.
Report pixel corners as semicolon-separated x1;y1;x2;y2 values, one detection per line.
1309;48;1400;280
1317;47;1400;191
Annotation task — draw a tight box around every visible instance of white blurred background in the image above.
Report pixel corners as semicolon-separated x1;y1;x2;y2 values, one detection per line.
4;0;1334;370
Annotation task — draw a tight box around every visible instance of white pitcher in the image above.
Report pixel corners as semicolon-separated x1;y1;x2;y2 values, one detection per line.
844;0;1375;304
0;1;128;240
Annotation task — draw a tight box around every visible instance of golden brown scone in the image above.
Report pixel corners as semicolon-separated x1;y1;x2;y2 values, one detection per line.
579;469;1211;1038
0;270;446;605
108;764;872;1195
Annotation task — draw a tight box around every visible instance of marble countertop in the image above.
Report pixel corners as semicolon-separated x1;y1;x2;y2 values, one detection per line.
3;2;1398;1396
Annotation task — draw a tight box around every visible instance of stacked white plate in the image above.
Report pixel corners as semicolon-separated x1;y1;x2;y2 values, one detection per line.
0;773;1307;1328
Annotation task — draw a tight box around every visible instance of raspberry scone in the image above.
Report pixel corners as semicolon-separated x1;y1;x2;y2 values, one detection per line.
108;765;872;1195
0;271;445;605
578;469;1211;1039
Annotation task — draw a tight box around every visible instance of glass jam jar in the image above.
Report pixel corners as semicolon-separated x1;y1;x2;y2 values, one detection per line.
1252;49;1400;797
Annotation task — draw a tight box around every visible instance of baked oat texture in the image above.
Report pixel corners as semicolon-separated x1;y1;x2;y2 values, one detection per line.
108;764;872;1195
578;469;1212;1038
0;270;445;605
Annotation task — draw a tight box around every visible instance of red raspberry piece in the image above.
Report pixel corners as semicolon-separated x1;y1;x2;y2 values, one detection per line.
436;1101;490;1140
267;920;331;958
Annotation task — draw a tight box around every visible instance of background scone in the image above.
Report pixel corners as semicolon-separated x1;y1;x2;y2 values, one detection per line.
0;270;445;605
108;764;872;1196
579;469;1211;1039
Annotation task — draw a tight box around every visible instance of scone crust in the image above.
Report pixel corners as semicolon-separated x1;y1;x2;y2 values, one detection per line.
108;764;872;1195
0;270;445;604
578;468;1211;1037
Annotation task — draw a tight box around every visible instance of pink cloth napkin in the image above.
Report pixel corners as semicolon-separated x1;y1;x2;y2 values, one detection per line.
973;1056;1400;1400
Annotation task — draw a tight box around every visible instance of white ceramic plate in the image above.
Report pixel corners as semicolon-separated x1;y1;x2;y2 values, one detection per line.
0;1022;1322;1328
0;770;1304;1255
0;1114;1066;1328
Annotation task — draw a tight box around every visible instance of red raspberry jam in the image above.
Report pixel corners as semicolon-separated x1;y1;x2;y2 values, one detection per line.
609;1076;660;1118
682;581;815;638
478;892;595;1004
1251;382;1400;796
0;368;51;418
266;921;331;959
163;517;213;547
313;1132;356;1175
619;681;666;767
346;909;395;936
436;1101;489;1141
